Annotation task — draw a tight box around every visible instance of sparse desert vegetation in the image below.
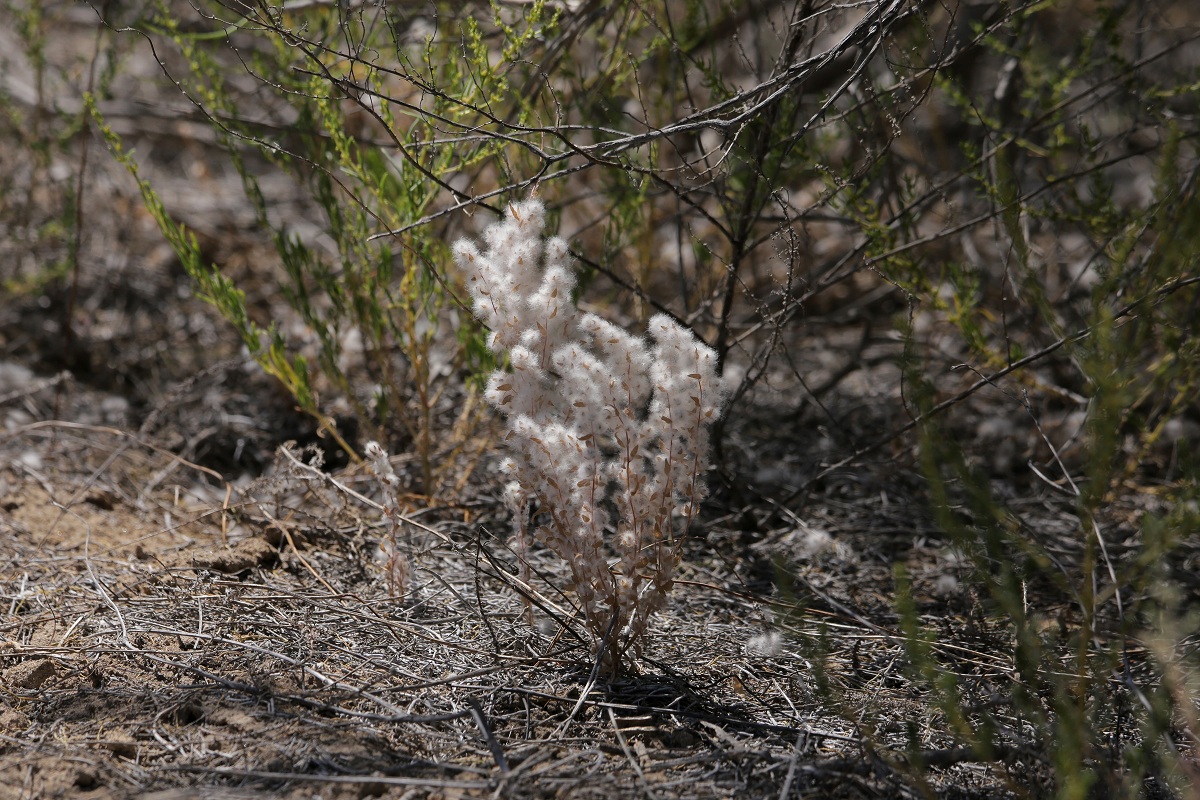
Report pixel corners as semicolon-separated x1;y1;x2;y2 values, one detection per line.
2;1;1200;798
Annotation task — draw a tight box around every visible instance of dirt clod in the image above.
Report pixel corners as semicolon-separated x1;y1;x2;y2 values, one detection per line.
180;536;277;574
5;657;56;689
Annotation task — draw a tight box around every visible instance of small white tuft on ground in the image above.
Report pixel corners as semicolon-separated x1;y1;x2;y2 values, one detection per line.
933;574;960;596
745;630;784;657
797;526;835;558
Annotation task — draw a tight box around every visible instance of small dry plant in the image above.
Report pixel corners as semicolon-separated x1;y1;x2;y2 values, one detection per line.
364;440;411;598
453;199;729;672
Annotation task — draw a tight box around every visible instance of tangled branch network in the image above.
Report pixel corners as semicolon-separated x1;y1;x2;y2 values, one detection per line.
454;199;729;671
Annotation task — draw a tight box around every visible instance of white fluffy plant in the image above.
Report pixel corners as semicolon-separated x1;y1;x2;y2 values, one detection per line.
454;198;729;672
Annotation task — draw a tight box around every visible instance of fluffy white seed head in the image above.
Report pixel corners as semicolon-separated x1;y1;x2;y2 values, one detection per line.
453;198;729;671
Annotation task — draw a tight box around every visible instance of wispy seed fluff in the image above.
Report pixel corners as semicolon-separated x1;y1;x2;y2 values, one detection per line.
454;198;730;672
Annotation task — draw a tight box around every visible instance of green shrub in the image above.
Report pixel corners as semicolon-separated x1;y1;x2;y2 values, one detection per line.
90;0;1200;791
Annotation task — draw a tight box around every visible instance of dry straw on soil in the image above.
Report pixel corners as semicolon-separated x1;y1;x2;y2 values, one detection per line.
0;371;1043;799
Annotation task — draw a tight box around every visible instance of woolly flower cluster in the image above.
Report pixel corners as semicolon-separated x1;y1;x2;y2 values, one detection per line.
454;199;728;669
